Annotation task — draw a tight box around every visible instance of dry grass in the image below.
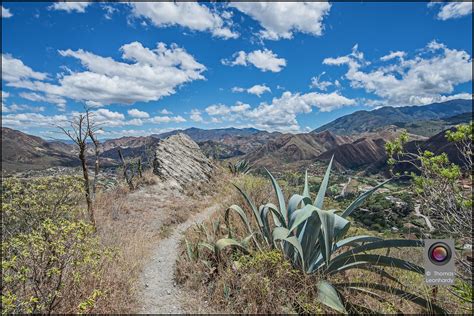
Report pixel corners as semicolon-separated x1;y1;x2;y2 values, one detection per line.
175;172;473;315
86;167;231;313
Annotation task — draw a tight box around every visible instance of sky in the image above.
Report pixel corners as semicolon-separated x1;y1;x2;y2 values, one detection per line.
1;1;473;139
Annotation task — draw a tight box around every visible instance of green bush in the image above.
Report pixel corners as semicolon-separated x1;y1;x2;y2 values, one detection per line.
1;176;110;314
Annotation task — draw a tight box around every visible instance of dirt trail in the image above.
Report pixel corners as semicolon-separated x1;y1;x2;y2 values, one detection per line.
414;204;435;232
138;202;219;314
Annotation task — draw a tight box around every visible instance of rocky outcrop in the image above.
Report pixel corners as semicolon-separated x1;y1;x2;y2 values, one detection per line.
153;133;214;189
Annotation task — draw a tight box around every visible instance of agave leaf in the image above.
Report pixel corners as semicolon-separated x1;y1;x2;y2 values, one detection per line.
314;155;333;209
317;280;346;313
225;205;253;235
333;235;383;251
335;282;447;314
273;227;305;270
303;169;310;198
316;209;336;266
265;168;288;225
260;206;273;246
242;233;256;247
288;204;318;233
262;202;285;228
333;214;351;241
198;242;215;253
288;194;313;224
185;239;195;261
272;226;291;242
233;184;263;228
341;178;392;218
332;239;423;262
215;238;249;255
328;254;424;275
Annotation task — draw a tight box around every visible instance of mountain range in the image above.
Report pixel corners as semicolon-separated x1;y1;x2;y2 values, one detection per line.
2;99;471;175
314;99;472;135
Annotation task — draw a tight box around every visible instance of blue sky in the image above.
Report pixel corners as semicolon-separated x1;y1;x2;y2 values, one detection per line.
1;1;472;139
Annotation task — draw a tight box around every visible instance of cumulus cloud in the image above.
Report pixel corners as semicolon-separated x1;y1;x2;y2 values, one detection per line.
222;49;286;72
230;2;331;40
323;41;472;106
129;2;238;39
2;5;12;18
232;84;271;97
205;101;251;118
309;72;335;91
2;113;69;128
2;54;48;82
435;1;472;20
160;109;172;115
127;108;150;118
3;42;206;107
19;92;66;110
49;1;92;13
150;115;186;123
205;91;355;132
380;51;406;61
2;103;45;113
190;109;204;122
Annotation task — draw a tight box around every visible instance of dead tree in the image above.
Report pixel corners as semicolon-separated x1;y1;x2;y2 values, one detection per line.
118;148;135;190
57;112;95;227
85;109;101;199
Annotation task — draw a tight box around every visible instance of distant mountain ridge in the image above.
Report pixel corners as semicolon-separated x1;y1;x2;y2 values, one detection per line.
153;127;261;142
2;99;471;175
314;99;472;135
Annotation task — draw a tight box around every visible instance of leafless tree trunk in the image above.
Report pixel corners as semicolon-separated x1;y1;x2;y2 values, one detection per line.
86;109;100;199
57;112;96;227
118;148;134;190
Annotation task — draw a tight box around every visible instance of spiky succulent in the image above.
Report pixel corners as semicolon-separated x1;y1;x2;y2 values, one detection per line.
228;160;252;175
210;157;445;313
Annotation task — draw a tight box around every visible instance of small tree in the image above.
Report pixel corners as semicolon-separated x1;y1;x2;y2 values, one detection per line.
386;123;473;287
86;109;101;199
57;111;97;227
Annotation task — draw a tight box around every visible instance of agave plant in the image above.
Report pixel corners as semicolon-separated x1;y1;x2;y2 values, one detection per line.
216;157;445;313
228;159;252;175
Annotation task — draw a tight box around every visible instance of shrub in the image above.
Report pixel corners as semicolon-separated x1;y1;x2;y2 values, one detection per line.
1;176;111;314
228;160;252;175
205;158;446;313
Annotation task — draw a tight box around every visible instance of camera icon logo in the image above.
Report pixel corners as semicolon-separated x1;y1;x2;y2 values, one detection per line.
428;241;452;266
424;239;455;285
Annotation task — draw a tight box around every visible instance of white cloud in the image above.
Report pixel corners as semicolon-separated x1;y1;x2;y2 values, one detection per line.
380;51;406;61
160;108;172;115
3;42;205;107
190;109;203;122
127;108;150;118
436;2;472;20
150;115;186;124
102;4;118;20
232;84;271;97
2;54;48;82
205;91;355;132
245;91;355;131
2;103;45;113
222;49;286;72
2;113;69;128
309;72;334;91
129;2;238;39
19;92;66;110
49;1;92;13
2;5;12;18
247;84;271;97
230;2;331;40
323;41;472;106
